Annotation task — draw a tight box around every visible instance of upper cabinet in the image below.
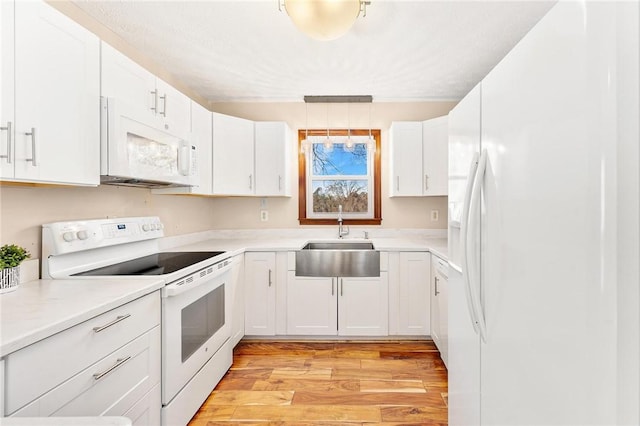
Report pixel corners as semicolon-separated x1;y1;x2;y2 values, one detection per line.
1;1;100;186
212;112;255;196
101;42;191;138
255;122;291;197
212;114;291;197
389;116;448;197
422;116;448;196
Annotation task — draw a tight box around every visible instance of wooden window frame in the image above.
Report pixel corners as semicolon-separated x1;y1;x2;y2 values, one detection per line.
298;129;381;225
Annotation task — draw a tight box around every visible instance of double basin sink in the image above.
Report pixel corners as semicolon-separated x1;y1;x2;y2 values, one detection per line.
295;240;380;277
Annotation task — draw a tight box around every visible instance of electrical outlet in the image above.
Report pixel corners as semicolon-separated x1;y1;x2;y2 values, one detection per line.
431;210;439;221
260;210;268;222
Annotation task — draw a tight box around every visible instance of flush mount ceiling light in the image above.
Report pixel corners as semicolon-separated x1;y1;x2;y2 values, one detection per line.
280;0;371;41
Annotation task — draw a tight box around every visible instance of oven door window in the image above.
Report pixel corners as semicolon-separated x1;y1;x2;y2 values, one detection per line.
181;284;225;362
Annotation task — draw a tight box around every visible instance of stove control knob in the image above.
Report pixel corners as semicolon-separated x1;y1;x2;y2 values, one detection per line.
149;224;157;231
142;224;151;232
62;232;75;242
157;223;164;230
76;230;88;240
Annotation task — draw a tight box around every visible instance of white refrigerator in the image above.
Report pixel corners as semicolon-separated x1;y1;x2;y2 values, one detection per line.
448;2;639;425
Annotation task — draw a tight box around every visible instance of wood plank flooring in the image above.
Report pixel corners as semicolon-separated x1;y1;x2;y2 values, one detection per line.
188;340;448;425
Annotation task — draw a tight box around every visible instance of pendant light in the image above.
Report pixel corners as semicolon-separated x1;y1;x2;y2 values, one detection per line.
323;103;333;152
344;103;354;152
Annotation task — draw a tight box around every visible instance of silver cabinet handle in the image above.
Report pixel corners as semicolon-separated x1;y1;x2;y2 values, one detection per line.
150;90;158;112
340;278;343;296
278;175;282;191
425;174;429;191
249;174;253;190
268;269;272;287
25;128;37;166
434;276;440;296
93;314;131;333
396;176;400;191
93;356;131;380
0;121;11;163
159;94;167;117
331;278;334;296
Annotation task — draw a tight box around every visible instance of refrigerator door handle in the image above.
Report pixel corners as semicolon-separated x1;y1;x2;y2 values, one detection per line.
467;148;489;343
460;151;481;335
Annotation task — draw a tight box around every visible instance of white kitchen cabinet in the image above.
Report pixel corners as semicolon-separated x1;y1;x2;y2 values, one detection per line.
389;117;448;197
212;112;255;196
422;116;448;196
5;292;161;421
338;276;389;336
244;252;276;335
255;121;291;197
389;251;431;335
389;121;423;196
431;254;449;367
101;42;191;138
230;253;245;346
286;274;337;335
286;252;389;337
1;0;99;185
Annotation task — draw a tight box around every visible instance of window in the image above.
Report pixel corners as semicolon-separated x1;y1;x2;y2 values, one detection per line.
298;129;381;225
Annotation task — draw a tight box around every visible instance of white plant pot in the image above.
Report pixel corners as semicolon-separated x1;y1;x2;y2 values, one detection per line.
0;266;20;293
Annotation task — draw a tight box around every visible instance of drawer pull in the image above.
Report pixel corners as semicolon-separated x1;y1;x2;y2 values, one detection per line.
93;314;131;333
93;356;131;381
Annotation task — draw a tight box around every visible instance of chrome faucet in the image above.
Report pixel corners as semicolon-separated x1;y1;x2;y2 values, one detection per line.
337;204;349;238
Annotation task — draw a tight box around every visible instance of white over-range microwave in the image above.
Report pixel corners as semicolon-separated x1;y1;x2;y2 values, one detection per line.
100;97;197;188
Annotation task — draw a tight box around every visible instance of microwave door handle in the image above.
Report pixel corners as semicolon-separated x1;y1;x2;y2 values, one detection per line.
178;143;190;176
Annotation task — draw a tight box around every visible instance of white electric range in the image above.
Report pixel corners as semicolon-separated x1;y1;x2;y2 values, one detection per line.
42;216;233;426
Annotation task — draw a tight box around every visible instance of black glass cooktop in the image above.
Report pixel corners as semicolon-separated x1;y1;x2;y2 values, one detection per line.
73;251;226;276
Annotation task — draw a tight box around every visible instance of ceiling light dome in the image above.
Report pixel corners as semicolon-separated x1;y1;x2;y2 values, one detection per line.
284;0;363;41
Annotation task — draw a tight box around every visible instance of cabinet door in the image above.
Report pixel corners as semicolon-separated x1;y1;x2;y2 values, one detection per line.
422;116;448;196
212;112;255;195
338;274;388;336
14;1;99;185
286;272;337;335
0;0;14;179
244;252;276;335
389;122;423;196
398;252;430;335
438;271;449;368
100;42;157;117
156;78;191;138
255;121;290;196
431;263;441;348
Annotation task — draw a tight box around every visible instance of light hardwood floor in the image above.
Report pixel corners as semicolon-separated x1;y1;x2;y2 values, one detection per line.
188;340;448;425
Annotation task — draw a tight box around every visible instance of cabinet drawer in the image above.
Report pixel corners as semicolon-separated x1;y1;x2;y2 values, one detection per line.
6;292;160;414
11;327;160;418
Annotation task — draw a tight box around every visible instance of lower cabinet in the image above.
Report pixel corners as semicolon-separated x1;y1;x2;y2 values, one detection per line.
286;264;389;336
389;251;431;335
244;251;287;336
4;292;161;423
431;254;449;367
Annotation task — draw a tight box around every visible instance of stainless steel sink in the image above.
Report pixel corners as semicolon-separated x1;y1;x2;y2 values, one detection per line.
296;240;380;277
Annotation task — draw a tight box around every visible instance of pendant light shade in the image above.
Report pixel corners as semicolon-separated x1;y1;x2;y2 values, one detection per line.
284;0;363;41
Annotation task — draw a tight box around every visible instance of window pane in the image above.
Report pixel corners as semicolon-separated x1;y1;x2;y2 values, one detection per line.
312;180;369;213
312;143;368;176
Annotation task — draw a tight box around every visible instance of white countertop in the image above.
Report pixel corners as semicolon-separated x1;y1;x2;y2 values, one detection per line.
0;278;164;357
0;232;447;358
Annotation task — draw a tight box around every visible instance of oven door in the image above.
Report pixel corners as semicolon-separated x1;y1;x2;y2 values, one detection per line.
161;263;231;404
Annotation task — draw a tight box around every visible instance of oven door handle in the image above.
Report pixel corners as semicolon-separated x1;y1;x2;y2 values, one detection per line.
163;259;233;298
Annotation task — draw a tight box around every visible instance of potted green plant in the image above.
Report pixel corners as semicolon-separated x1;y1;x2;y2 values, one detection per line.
1;244;30;293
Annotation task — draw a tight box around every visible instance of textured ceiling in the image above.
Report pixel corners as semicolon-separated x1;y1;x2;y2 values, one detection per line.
72;0;556;103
